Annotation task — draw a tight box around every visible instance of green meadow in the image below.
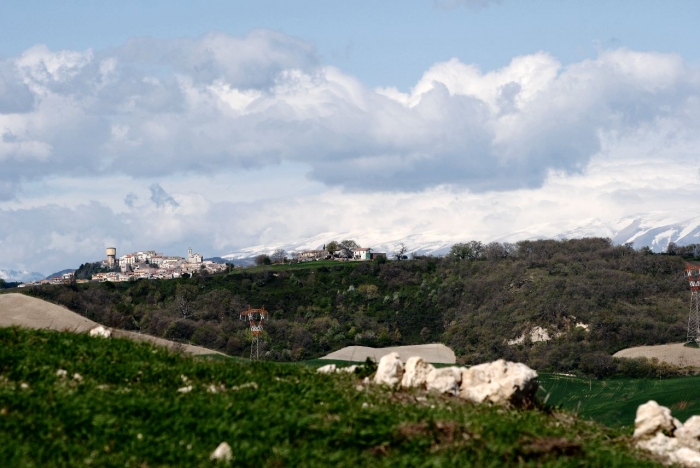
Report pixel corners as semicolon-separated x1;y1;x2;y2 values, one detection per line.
539;373;700;429
0;327;660;467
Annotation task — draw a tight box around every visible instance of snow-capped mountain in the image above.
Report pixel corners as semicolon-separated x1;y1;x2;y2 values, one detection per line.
222;211;700;261
0;270;45;283
558;212;700;252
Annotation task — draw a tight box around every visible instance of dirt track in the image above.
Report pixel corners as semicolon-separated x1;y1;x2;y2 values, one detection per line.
613;343;700;367
321;344;456;364
0;293;222;356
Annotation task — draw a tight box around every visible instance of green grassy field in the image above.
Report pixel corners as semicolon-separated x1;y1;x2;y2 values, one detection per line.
539;373;700;429
0;327;660;467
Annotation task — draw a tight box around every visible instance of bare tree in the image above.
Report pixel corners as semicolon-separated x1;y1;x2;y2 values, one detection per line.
394;243;408;260
271;248;286;264
175;284;197;318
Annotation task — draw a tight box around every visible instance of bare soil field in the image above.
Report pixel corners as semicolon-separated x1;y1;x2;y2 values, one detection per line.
0;293;222;356
320;343;456;364
613;342;700;367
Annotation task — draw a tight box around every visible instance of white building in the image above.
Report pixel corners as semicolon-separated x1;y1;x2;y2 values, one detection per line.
187;248;203;264
353;248;372;260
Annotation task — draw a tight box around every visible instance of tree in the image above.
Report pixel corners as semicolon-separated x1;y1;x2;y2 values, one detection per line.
667;242;678;255
394;243;408;260
175;284;197;318
255;254;271;266
450;241;483;260
0;278;5;289
271;248;286;264
326;241;339;253
338;240;359;259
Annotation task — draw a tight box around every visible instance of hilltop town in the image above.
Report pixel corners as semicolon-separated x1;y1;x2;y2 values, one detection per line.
20;247;228;286
20;241;386;286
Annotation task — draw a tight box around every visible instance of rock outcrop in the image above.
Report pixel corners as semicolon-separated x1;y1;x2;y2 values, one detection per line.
460;359;539;407
634;400;679;439
373;352;404;387
633;400;700;467
677;416;700;451
317;353;539;408
400;357;434;389
426;366;462;396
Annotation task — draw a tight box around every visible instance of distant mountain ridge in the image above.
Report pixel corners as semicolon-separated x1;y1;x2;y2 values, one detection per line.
4;212;700;277
0;270;45;283
222;212;700;261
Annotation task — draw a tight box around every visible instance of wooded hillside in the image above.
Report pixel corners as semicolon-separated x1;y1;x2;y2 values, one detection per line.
17;238;692;375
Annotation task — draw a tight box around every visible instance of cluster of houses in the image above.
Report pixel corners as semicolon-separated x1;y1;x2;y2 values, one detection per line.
19;243;386;288
92;248;227;282
19;247;228;286
296;246;385;262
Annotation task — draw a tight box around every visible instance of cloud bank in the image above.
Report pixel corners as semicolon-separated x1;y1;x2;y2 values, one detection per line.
2;30;700;273
2;30;697;198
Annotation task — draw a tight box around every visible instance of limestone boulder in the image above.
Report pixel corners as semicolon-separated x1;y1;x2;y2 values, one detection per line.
460;359;538;407
316;364;336;374
674;447;700;467
636;432;679;457
373;352;404;387
401;357;434;389
210;442;233;462
677;416;700;451
89;325;112;338
633;400;679;439
426;366;462;396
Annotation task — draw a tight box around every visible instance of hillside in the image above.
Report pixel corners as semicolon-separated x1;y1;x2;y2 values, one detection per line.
0;293;222;356
0;327;659;466
13;238;693;375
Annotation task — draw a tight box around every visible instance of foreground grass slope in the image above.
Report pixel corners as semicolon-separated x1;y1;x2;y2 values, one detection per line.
0;327;658;467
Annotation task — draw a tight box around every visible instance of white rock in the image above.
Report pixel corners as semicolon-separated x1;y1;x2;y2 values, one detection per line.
426;366;462;396
373;352;404;387
210;442;233;462
56;369;67;378
19;382;29;390
674;447;700;467
73;373;83;382
633;400;679;439
400;357;434;389
177;385;193;393
316;364;336;374
677;416;700;451
460;359;538;407
337;365;358;373
636;432;679;456
89;325;112;338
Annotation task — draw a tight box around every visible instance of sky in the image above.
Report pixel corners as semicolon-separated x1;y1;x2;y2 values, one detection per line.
2;0;700;274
